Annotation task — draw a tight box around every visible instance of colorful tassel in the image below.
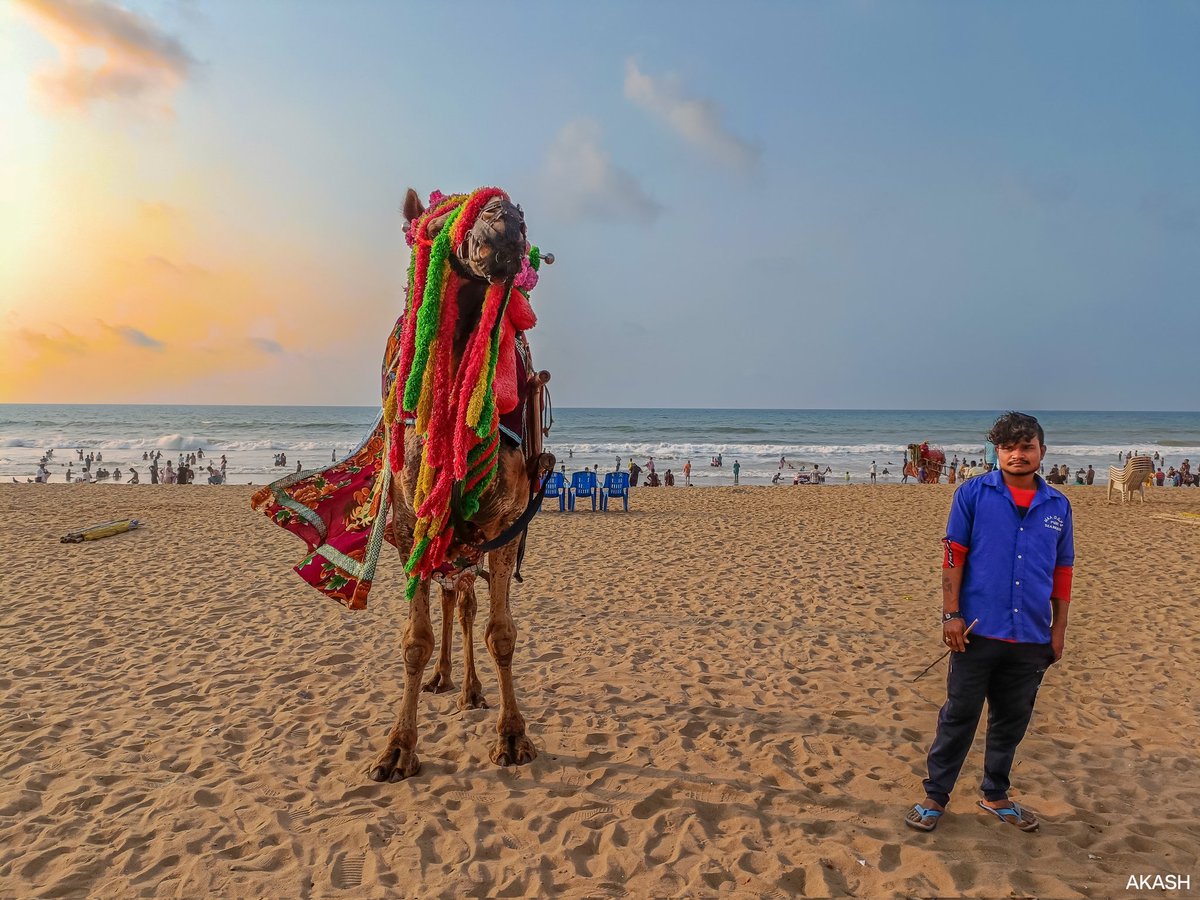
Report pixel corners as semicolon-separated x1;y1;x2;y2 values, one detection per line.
383;187;541;596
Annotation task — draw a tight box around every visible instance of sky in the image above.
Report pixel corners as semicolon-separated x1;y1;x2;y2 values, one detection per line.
1;1;1197;410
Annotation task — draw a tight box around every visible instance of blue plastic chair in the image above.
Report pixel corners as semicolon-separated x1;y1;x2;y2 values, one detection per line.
541;471;566;511
600;471;630;511
568;470;598;511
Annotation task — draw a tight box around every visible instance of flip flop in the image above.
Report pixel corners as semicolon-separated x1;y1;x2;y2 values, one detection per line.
904;803;943;832
977;800;1039;832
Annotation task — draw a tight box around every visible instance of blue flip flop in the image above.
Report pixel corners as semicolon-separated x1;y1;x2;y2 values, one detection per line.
977;800;1039;832
905;803;943;832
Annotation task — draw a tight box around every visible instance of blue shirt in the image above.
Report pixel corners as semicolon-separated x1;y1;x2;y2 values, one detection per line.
946;469;1074;644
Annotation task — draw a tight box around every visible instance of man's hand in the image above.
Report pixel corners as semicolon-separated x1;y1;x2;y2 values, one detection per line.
943;617;969;653
1050;628;1066;663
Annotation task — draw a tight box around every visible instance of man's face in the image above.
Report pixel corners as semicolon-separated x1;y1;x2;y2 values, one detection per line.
997;436;1045;476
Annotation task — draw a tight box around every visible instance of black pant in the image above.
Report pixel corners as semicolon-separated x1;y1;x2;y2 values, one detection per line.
923;636;1052;806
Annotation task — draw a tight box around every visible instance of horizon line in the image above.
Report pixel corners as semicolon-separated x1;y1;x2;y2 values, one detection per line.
1;403;1197;415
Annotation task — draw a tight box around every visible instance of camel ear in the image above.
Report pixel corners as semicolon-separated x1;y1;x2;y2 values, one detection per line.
403;188;425;223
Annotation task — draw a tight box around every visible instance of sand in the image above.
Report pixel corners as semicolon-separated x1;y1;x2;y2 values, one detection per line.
1;483;1198;898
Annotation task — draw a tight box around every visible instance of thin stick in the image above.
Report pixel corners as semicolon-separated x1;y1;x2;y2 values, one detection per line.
912;619;978;682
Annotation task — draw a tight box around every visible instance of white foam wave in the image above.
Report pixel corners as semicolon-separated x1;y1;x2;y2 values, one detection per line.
546;440;1200;461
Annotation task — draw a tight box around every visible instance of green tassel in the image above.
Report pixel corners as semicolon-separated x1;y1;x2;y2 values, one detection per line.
404;207;463;411
404;535;431;575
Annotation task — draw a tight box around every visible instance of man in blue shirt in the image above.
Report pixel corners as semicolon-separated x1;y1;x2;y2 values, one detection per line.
906;412;1074;833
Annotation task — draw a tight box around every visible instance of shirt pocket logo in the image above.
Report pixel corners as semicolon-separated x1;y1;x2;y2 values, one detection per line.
1043;514;1064;533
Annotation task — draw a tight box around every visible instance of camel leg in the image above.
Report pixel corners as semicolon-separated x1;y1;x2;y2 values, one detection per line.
368;580;434;783
457;583;488;710
483;543;537;766
422;586;456;694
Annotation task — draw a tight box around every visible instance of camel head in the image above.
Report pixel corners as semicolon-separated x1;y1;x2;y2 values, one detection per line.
404;187;527;284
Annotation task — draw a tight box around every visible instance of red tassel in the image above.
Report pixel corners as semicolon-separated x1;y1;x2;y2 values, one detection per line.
417;469;454;520
507;289;536;330
450;188;508;247
494;315;518;415
389;420;404;473
395;237;432;398
424;273;460;469
452;281;506;477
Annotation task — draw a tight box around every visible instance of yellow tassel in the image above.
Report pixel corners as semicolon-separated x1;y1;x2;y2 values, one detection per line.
415;340;436;433
383;375;398;425
465;344;492;427
414;456;435;510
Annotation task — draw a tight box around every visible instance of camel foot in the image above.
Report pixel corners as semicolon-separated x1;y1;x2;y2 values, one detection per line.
458;686;489;710
422;670;454;694
367;747;420;783
490;733;537;767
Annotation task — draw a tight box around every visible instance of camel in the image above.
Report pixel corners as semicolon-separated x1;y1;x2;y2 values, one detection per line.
367;187;555;783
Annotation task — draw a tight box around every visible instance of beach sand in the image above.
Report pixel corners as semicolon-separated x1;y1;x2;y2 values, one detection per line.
1;483;1197;898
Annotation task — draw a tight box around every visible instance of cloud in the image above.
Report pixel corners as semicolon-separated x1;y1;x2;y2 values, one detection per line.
145;255;210;279
16;328;89;357
624;60;759;170
543;119;662;224
14;0;196;112
100;322;165;350
250;337;284;355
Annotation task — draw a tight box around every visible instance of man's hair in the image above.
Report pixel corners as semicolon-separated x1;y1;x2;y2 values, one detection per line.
988;411;1045;448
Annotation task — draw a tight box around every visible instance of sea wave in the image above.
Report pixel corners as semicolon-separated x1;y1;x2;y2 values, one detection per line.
5;431;1198;460
546;440;1200;460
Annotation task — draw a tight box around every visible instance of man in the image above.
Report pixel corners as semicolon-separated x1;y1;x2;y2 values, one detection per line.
683;459;692;487
870;460;877;484
906;412;1073;834
732;460;740;485
1085;465;1095;486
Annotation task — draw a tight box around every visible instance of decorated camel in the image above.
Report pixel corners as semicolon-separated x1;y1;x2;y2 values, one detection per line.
252;187;555;782
903;441;946;483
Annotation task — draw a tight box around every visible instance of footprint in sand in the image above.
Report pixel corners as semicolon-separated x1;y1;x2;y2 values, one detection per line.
330;851;366;890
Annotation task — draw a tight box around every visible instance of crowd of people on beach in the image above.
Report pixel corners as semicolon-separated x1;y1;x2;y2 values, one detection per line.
12;447;230;485
10;444;337;485
543;447;1200;491
13;442;1198;489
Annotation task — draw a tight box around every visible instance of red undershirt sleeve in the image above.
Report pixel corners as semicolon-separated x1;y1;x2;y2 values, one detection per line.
1052;565;1073;602
943;540;969;569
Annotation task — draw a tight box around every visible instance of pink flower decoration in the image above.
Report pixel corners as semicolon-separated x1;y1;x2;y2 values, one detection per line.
513;253;539;291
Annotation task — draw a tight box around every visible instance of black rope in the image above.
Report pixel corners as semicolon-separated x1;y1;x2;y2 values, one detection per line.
477;477;548;554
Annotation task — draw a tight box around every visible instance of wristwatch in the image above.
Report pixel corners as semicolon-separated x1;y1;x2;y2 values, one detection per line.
942;611;964;623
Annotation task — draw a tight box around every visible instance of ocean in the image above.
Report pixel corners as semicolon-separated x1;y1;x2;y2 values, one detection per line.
1;405;1198;486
